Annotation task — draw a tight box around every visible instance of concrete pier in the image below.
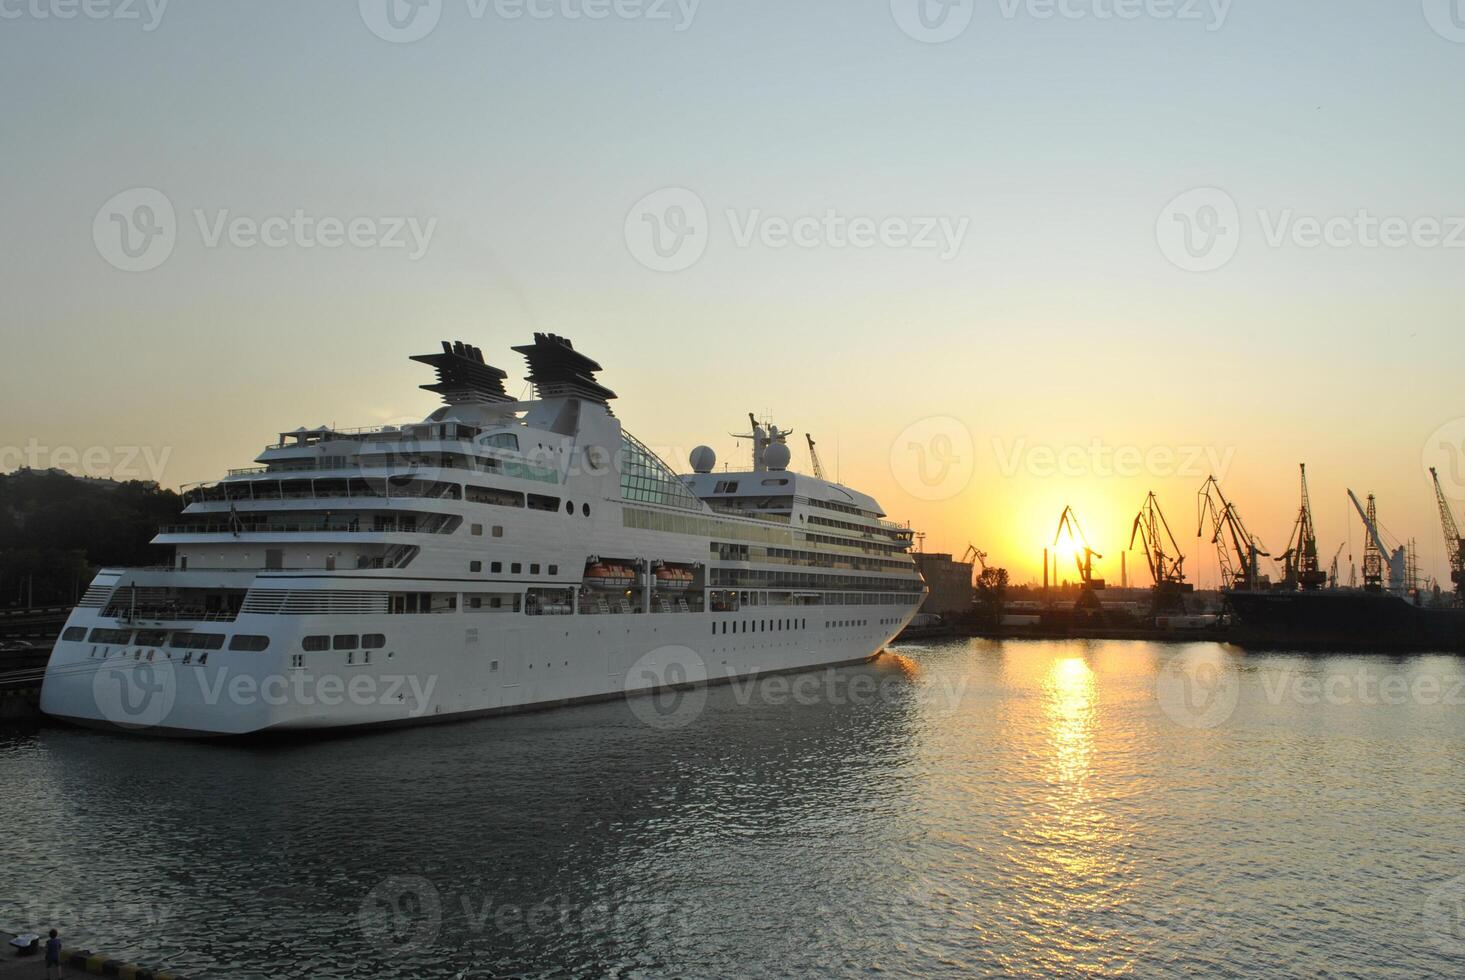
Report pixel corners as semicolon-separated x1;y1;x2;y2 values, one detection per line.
2;930;184;980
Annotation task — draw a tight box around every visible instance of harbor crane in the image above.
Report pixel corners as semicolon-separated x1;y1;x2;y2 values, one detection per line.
805;434;826;481
1278;464;1328;591
1129;492;1193;613
1347;489;1407;595
1054;505;1105;608
1429;467;1465;598
1328;541;1346;589
961;544;989;572
1197;476;1268;591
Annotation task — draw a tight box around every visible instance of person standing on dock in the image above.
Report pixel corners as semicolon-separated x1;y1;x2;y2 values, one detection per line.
44;928;62;978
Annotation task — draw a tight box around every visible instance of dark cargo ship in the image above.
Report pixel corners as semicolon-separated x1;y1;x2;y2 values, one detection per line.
1225;589;1465;651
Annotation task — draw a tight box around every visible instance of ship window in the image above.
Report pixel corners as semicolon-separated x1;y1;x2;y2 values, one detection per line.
90;628;133;644
483;432;519;451
170;632;225;650
229;635;270;652
565;500;574;514
472;524;483;536
492;526;504;537
291;654;304;668
471;560;482;572
548;564;558;575
491;562;502;573
303;635;329;652
619;431;704;510
530;564;540;575
363;634;386;649
582;503;589;517
512;563;522;574
63;627;87;641
527;493;561;512
467;485;524;508
333;634;359;650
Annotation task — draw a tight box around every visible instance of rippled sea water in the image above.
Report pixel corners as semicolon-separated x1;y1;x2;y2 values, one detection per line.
5;638;1465;978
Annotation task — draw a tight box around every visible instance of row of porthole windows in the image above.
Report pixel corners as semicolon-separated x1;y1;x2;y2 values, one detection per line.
827;619;868;628
302;633;386;652
71;626;268;652
468;561;559;576
713;618;807;635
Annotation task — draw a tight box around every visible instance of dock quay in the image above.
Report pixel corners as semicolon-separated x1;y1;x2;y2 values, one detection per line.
2;929;183;980
0;645;49;722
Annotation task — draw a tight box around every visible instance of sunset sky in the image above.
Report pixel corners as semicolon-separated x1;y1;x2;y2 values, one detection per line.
3;1;1464;588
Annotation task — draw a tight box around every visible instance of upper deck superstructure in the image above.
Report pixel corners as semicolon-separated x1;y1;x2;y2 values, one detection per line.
41;335;926;735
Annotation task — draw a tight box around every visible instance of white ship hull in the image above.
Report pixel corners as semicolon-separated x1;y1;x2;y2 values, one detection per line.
41;602;912;735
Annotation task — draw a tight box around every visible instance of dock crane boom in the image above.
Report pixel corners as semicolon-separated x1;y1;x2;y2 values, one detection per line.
1130;492;1193;614
1428;467;1465;598
805;434;826;481
1279;463;1328;590
1347;489;1407;595
960;544;989;572
1197;476;1268;591
1130;492;1187;586
1054;506;1103;588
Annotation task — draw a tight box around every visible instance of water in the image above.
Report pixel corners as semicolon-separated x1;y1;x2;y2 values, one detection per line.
5;638;1465;978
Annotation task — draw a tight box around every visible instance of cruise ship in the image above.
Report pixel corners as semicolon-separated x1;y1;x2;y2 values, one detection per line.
40;335;926;735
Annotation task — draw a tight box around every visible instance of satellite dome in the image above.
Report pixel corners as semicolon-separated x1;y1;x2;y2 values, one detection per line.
763;443;791;471
690;446;716;473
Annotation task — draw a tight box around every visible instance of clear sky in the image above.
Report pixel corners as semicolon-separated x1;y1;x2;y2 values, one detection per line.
3;0;1464;588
